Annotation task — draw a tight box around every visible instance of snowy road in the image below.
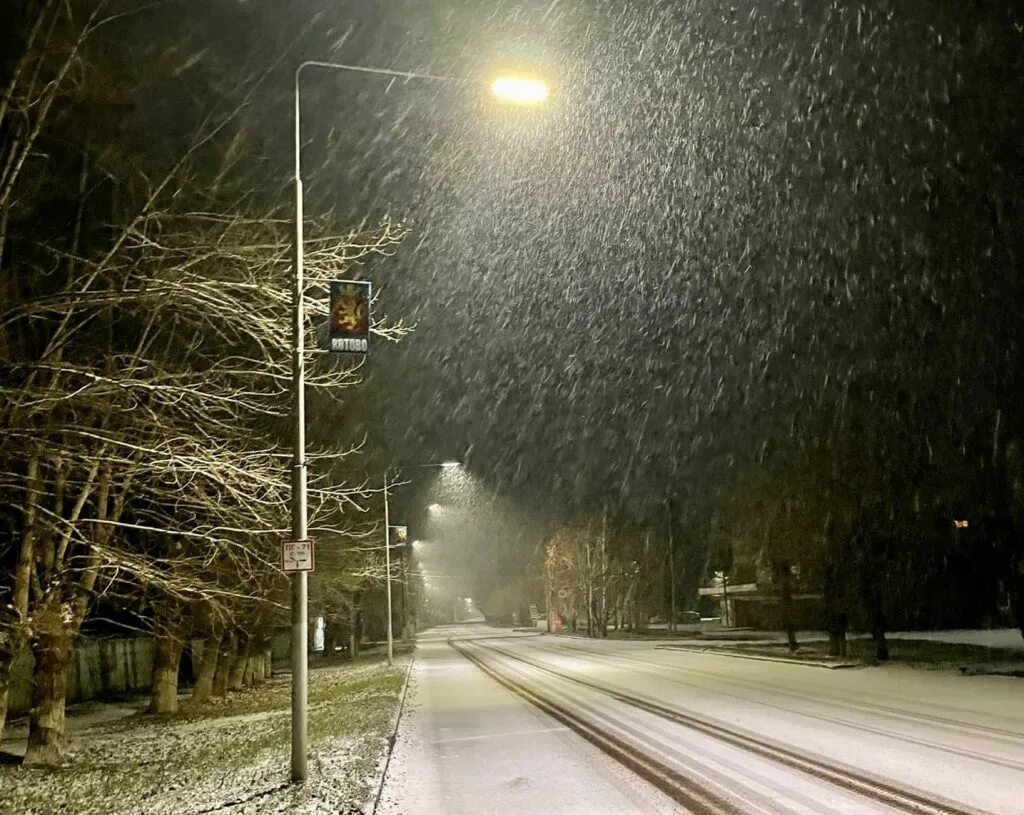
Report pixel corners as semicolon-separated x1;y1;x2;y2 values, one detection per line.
378;625;1023;815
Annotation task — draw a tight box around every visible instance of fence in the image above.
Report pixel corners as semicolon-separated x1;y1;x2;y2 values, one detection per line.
7;637;155;716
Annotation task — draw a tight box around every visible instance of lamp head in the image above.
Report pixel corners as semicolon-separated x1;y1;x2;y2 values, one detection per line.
490;76;549;105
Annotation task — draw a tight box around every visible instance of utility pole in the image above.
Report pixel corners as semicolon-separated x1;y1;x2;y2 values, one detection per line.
399;542;409;640
585;529;594;638
383;470;394;665
285;59;542;787
599;507;608;638
290;64;309;785
667;499;677;634
722;574;730;628
545;555;553;633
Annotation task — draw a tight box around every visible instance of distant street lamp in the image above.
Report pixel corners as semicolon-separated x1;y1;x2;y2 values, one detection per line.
288;55;548;783
382;461;461;666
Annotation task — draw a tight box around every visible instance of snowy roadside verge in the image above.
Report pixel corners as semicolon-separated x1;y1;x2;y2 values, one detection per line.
1;657;410;815
658;638;1024;674
367;655;416;814
655;643;860;669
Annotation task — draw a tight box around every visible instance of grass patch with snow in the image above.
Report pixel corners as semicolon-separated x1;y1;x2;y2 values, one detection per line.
717;639;1024;672
1;657;409;815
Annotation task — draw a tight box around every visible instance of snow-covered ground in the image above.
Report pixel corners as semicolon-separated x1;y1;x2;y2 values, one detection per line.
381;624;1024;814
886;628;1023;649
644;623;1024;650
0;658;407;815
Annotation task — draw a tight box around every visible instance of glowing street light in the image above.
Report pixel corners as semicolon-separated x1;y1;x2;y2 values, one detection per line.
288;54;545;785
490;76;549;105
382;462;460;668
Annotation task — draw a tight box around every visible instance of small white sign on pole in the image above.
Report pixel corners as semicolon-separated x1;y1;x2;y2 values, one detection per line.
282;539;315;572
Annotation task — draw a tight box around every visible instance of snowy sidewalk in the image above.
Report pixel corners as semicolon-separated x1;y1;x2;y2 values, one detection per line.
377;626;678;815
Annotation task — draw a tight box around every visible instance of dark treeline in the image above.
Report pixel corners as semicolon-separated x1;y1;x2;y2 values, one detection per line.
0;0;416;766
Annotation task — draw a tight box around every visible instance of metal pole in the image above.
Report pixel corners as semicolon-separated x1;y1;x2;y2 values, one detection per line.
667;500;676;634
383;471;394;665
290;65;309;784
282;60;464;787
399;542;408;640
545;558;552;633
722;575;730;628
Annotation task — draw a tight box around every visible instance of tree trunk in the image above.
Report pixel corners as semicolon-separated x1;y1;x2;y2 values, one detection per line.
823;554;848;658
827;611;849;658
349;629;357;660
23;631;72;767
254;636;272;682
148;633;184;714
1010;566;1024;642
871;606;890;661
778;563;799;652
227;636;247;691
241;655;255;687
212;634;235;697
0;651;11;740
242;635;263;687
189;630;223;707
0;637;24;739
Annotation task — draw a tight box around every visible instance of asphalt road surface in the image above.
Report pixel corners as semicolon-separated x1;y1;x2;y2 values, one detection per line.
377;625;1024;815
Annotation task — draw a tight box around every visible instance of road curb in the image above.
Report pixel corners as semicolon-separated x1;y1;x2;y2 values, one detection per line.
371;654;416;814
654;644;862;670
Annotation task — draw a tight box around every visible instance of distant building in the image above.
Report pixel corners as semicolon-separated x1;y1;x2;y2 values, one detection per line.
698;573;823;629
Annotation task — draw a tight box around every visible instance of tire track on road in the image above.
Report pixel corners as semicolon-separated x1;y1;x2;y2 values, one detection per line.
461;637;992;815
530;638;1024;771
450;637;746;815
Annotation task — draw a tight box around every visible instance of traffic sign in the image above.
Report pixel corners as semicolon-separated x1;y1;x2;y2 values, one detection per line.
282;539;315;572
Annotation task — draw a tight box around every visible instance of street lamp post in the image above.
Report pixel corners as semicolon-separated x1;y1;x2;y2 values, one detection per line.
667;498;677;634
382;468;395;665
381;462;459;665
290;59;546;783
289;64;309;787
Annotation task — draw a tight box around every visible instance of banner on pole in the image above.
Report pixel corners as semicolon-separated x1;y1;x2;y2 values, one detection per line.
328;279;371;354
389;525;408;547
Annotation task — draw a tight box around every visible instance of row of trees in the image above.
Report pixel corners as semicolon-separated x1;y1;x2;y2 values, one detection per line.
709;423;1024;658
0;2;407;766
544;518;668;637
540;431;1024;656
